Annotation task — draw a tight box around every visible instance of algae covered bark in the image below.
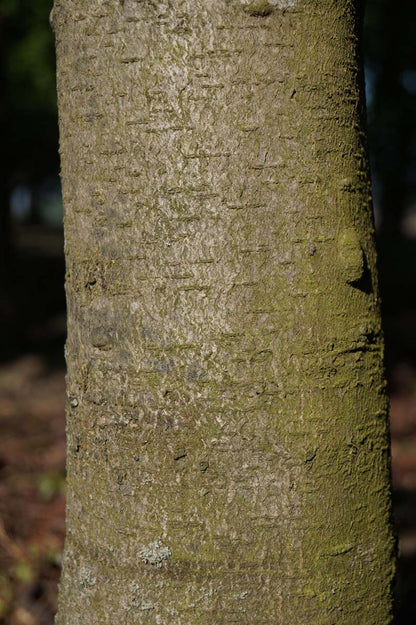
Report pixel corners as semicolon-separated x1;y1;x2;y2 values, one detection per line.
54;0;395;623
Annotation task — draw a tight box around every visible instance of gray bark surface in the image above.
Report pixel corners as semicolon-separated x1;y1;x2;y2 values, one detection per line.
54;1;395;623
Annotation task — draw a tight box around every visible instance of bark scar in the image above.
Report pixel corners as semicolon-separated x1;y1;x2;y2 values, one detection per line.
338;228;364;284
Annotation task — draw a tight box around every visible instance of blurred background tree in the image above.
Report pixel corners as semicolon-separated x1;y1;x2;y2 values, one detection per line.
0;0;415;624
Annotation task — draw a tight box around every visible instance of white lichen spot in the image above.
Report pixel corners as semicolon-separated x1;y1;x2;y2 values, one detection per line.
130;582;141;596
239;0;298;16
140;472;154;485
140;601;155;611
233;590;249;600
186;586;219;610
271;0;298;6
79;566;96;588
139;539;171;568
130;583;142;607
112;413;130;425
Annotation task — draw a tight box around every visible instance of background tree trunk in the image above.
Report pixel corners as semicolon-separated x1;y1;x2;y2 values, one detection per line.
54;1;395;623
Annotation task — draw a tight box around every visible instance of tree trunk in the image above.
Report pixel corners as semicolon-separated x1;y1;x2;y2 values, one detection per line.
53;1;395;623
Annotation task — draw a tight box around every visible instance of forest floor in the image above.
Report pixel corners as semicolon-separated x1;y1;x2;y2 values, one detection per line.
0;354;415;624
0;355;65;625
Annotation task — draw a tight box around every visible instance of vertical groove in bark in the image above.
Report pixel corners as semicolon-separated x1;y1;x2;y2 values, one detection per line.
54;1;395;623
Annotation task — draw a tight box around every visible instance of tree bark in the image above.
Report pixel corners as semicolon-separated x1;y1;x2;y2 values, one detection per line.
54;1;395;623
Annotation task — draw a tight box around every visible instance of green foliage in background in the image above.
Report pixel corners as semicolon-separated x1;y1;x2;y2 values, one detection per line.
1;0;58;189
364;0;416;235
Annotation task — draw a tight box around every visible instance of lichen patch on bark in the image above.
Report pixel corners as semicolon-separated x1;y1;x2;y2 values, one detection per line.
139;540;172;569
239;0;298;16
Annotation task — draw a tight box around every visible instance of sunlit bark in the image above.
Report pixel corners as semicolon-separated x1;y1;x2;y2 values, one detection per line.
54;1;395;623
